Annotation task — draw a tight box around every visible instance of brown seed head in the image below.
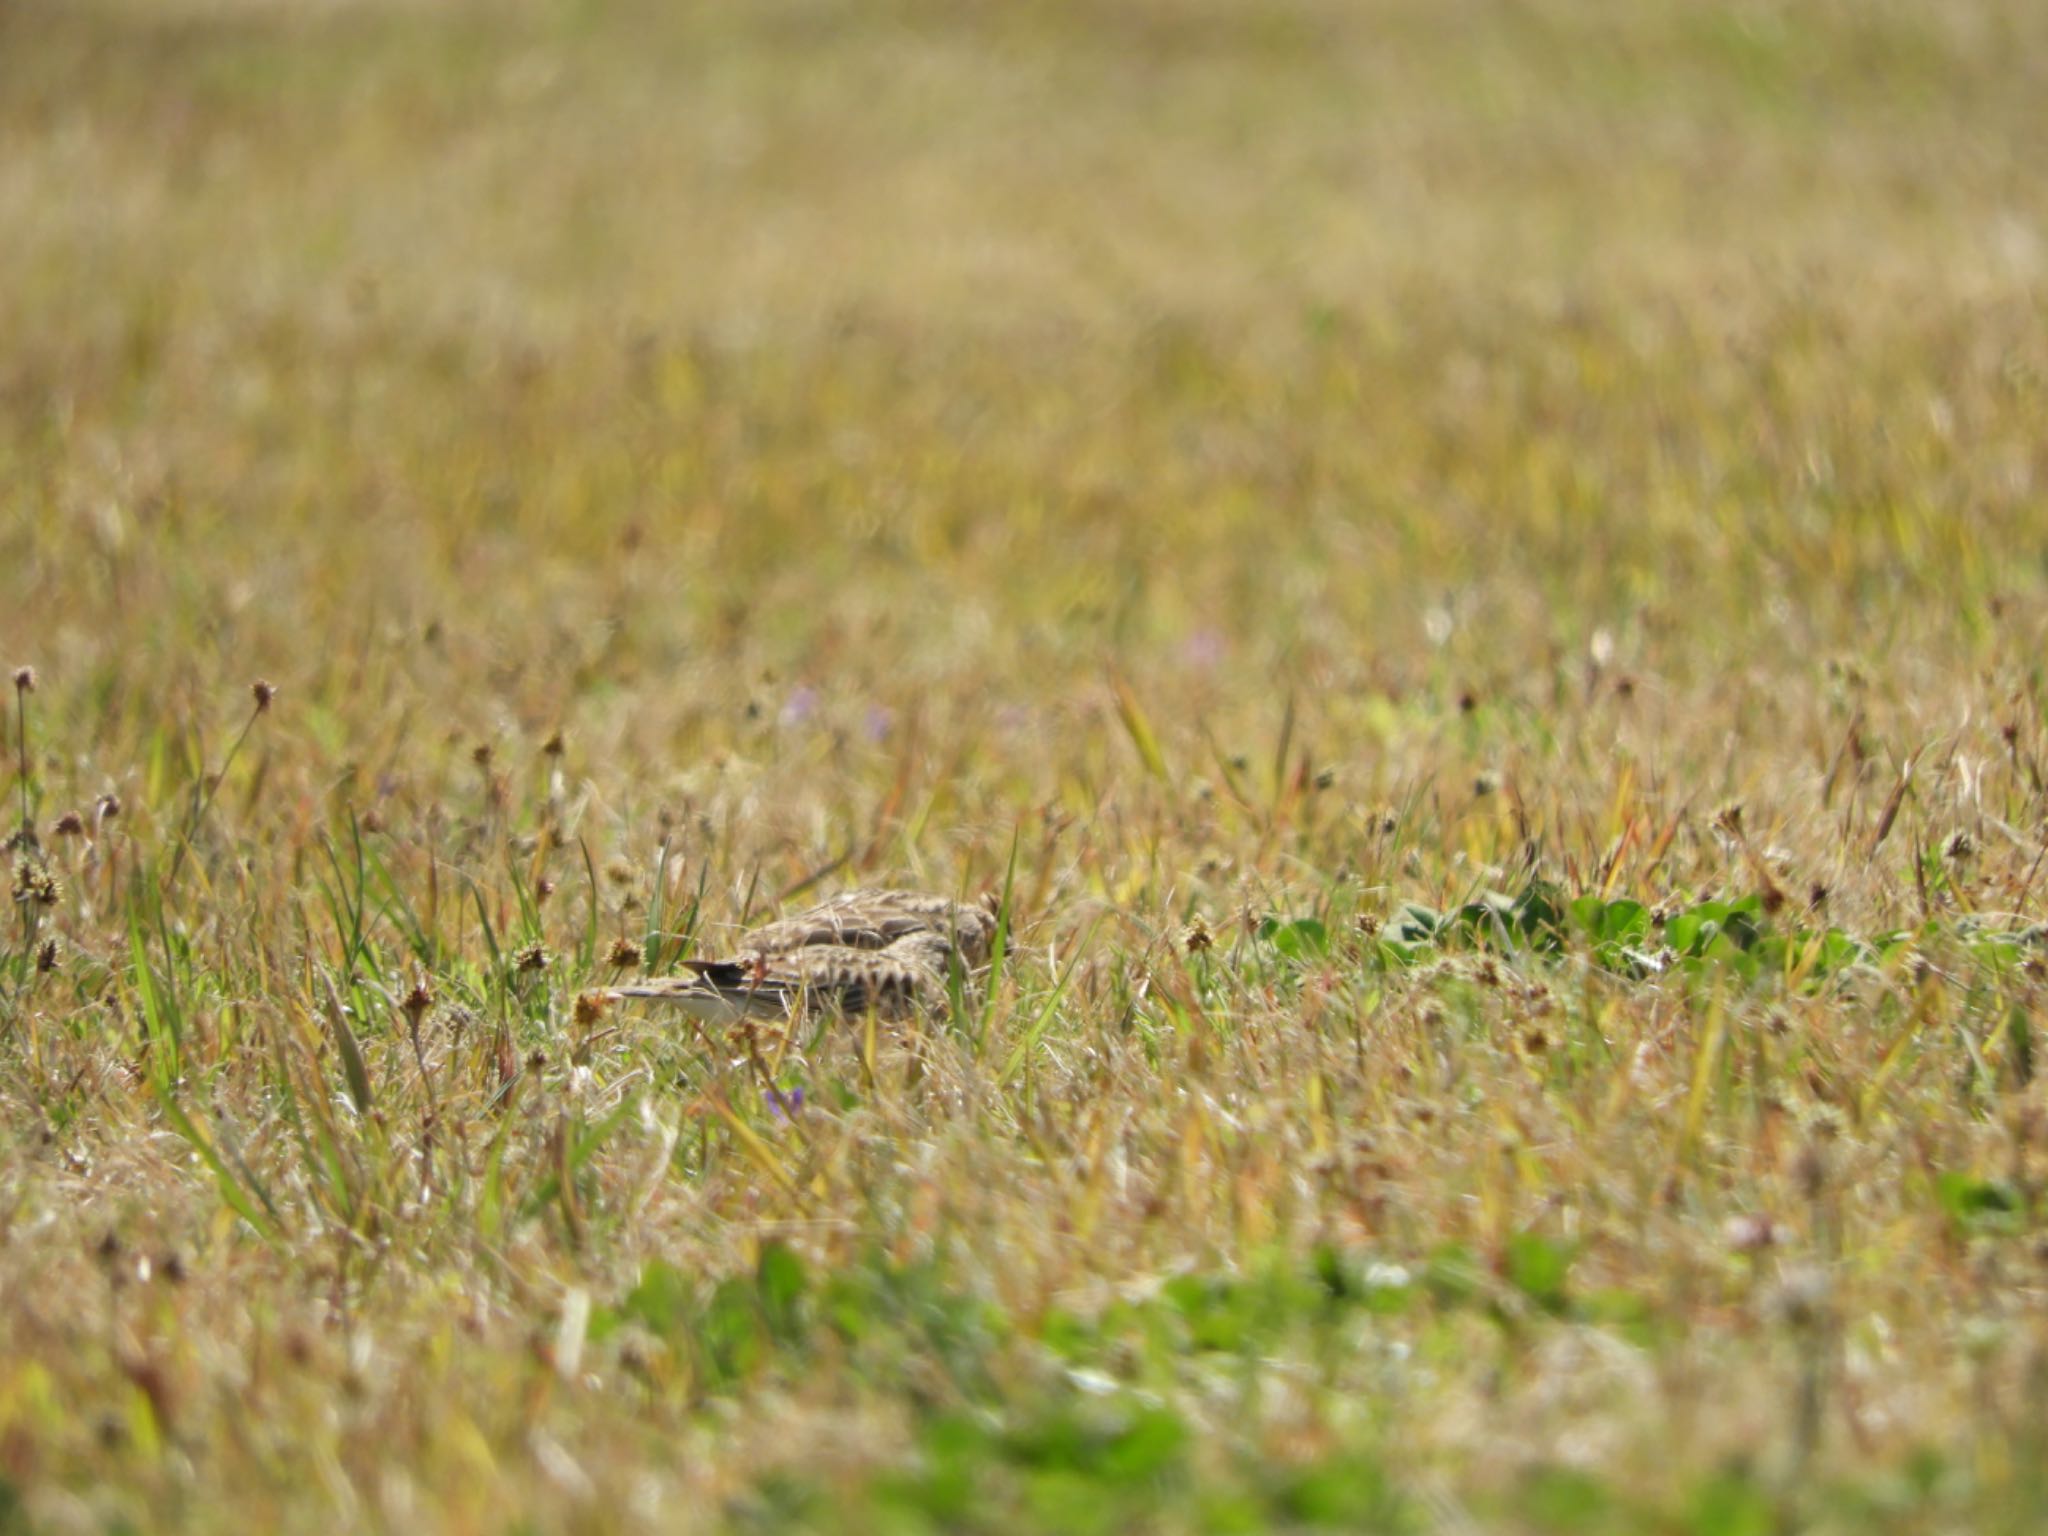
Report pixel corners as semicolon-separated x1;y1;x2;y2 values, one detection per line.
52;811;85;837
513;942;550;974
1181;916;1214;954
402;979;434;1020
96;794;122;821
606;936;643;968
1769;1265;1831;1331
12;858;60;907
12;667;35;694
250;679;277;713
542;731;566;757
573;991;608;1027
1723;1213;1781;1254
36;937;59;973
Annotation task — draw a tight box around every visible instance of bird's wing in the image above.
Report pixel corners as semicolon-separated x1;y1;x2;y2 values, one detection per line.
610;963;797;1021
611;941;943;1019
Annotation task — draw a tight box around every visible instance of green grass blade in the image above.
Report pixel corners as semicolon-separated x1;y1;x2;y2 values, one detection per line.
999;917;1100;1088
1110;676;1170;782
150;1085;280;1244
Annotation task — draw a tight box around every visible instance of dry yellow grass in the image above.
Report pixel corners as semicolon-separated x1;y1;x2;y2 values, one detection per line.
3;0;2048;1531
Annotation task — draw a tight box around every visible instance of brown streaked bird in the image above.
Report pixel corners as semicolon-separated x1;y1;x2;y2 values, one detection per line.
609;888;998;1022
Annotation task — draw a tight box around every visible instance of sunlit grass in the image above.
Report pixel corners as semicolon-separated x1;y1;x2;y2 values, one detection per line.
3;0;2048;1530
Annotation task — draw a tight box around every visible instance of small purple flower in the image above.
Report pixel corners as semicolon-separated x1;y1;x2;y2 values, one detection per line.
764;1086;805;1119
1181;627;1226;671
780;686;820;727
862;704;895;743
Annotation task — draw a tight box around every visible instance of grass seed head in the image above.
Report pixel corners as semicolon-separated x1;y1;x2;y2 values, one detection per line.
1723;1214;1782;1253
11;667;34;694
250;678;277;713
1768;1265;1832;1330
52;810;85;837
1797;1104;1845;1151
605;936;643;968
12;858;59;907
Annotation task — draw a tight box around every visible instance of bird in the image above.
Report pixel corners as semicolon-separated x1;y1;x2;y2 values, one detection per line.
608;888;999;1022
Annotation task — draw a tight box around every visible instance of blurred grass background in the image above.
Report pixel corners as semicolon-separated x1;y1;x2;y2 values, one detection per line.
4;0;2048;1531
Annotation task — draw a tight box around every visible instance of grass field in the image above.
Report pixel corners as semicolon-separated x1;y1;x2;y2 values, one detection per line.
4;0;2048;1530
